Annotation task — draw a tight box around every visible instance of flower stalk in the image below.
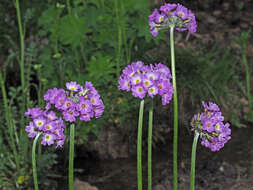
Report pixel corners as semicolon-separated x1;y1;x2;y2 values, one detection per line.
170;26;179;190
14;0;27;157
32;132;42;190
148;101;153;190
190;132;199;190
69;123;75;190
137;100;144;190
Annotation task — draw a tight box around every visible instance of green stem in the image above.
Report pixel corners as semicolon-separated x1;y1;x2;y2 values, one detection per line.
114;0;122;79
32;132;42;190
242;52;252;107
137;100;144;190
148;101;153;190
69;123;75;190
15;0;26;153
0;72;20;171
66;0;72;15
190;132;199;190
170;26;178;190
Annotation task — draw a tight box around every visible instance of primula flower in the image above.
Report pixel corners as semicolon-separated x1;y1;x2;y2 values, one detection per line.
118;61;173;105
25;109;66;147
191;101;231;152
66;81;80;92
44;81;104;123
149;3;197;36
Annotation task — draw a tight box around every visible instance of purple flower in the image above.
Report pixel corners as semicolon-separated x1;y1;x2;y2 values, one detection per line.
25;122;38;138
191;101;231;152
41;133;55;146
54;92;67;110
33;117;46;130
44;110;58;121
118;61;173;105
94;104;105;118
132;85;146;99
61;98;75;111
76;97;92;114
148;86;158;98
56;136;66;148
160;3;177;15
143;77;153;89
176;4;188;20
131;74;143;85
43;121;56;132
149;3;197;37
80;113;92;122
43;81;104;124
25;107;66;147
25;108;43;119
63;107;79;122
66;81;81;92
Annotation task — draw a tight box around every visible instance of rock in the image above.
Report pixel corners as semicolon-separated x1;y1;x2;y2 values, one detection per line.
74;179;98;190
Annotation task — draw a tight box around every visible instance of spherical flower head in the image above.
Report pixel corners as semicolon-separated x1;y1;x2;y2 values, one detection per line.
25;106;66;147
118;61;173;105
191;101;231;152
44;81;104;124
149;3;197;37
66;81;80;92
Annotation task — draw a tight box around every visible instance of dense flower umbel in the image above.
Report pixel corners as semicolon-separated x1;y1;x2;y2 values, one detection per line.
44;81;104;122
149;3;197;36
25;108;66;147
191;101;231;152
118;61;174;105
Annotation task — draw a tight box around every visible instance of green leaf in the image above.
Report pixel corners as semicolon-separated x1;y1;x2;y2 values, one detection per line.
59;15;87;47
87;54;116;82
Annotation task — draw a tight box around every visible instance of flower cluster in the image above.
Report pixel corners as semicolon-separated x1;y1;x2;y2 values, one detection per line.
118;61;174;105
191;101;231;152
25;108;66;147
149;3;197;36
44;81;104;122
